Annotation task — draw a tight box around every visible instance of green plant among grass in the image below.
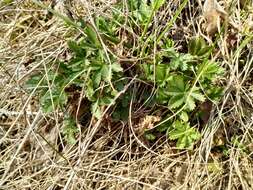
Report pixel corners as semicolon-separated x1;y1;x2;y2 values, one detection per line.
169;121;201;149
142;37;224;148
26;0;224;148
26;18;125;143
63;116;78;144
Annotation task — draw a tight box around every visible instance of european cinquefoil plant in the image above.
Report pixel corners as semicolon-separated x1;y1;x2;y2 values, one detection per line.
27;0;224;148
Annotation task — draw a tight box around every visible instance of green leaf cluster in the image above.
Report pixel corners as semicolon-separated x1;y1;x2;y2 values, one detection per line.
26;0;225;150
142;37;224;148
26;17;125;143
25;70;68;113
169;121;201;149
63;116;79;144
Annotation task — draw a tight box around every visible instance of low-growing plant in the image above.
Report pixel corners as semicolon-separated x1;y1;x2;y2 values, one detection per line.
27;0;224;148
26;19;125;143
141;37;224;148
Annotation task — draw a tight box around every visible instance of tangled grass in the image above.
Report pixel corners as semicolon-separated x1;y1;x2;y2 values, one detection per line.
0;0;253;189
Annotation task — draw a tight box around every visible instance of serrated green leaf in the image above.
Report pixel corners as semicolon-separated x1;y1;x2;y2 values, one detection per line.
111;63;123;72
169;95;185;109
156;88;169;104
180;111;189;122
179;54;193;71
155;64;166;82
176;136;188;149
166;75;205;111
166;50;193;71
86;80;95;101
167;75;185;94
185;87;205;110
188;37;206;55
197;61;224;82
91;101;103;119
100;64;110;80
145;133;156;141
154;64;171;86
190;87;206;102
165;47;177;57
25;74;44;90
188;37;211;57
186;96;196;110
41;88;68;113
206;87;224;102
169;121;187;140
63;116;78;144
85;24;101;48
162;38;174;49
169;121;201;149
100;96;115;105
92;71;102;88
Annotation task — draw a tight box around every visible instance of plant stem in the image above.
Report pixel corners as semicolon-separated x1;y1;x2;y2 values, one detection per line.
156;0;189;43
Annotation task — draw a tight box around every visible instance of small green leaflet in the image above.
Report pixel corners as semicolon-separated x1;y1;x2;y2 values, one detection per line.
186;86;206;110
85;24;101;48
91;100;103;119
188;37;205;55
100;63;123;82
155;64;170;86
188;37;212;57
41;88;68;113
169;120;201;149
100;96;115;105
180;111;189;122
111;63;123;72
92;71;102;88
86;79;95;101
166;75;205;110
145;132;156;141
136;0;152;23
25;74;45;91
68;40;83;55
170;54;192;71
63;116;78;144
197;61;224;82
165;48;193;71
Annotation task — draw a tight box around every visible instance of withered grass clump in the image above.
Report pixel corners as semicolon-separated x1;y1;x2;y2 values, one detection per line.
0;0;253;189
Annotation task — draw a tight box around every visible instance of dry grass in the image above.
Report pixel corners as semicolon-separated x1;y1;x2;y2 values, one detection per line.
0;0;253;189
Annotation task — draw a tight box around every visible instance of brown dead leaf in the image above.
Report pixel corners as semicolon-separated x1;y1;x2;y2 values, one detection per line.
135;115;161;135
203;0;227;36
